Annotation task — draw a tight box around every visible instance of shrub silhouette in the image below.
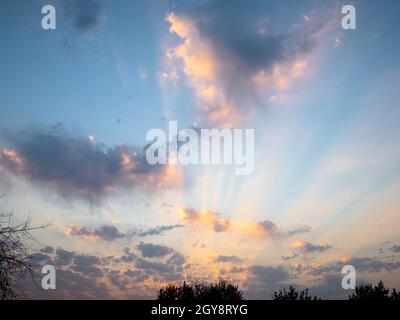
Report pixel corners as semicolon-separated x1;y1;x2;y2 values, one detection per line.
272;286;319;300
158;279;244;301
349;281;400;301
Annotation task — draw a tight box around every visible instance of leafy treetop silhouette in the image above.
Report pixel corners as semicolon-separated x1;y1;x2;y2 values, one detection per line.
272;286;319;300
349;281;400;301
158;279;244;301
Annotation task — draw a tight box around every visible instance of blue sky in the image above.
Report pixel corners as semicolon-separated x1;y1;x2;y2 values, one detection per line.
0;0;400;299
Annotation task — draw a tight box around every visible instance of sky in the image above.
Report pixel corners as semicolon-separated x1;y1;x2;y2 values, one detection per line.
0;0;400;299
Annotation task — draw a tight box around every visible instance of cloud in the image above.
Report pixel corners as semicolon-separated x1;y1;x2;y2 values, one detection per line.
29;252;52;265
136;242;174;258
119;247;137;263
245;264;290;299
214;255;243;263
23;245;187;299
281;252;298;261
257;220;279;237
54;248;75;266
350;257;399;273
308;257;400;277
177;207;302;239
65;0;106;33
164;0;336;126
167;252;186;267
248;265;290;284
67;225;126;241
132;224;184;237
26;248;111;299
71;254;103;277
178;207;231;233
40;246;54;254
391;245;400;253
135;258;170;273
0;128;181;204
284;225;312;237
306;274;350;300
291;241;332;253
134;252;186;282
66;224;184;241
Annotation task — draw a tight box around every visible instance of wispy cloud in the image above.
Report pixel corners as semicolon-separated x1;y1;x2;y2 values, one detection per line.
213;255;243;263
291;240;332;253
65;0;106;33
66;224;184;241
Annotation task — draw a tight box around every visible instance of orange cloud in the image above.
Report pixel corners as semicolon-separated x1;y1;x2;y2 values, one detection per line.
164;7;336;127
164;13;244;127
177;207;280;238
291;240;332;253
178;207;231;232
0;149;24;167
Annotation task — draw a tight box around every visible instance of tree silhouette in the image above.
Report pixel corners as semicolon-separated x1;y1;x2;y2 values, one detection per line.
272;286;319;300
0;196;47;299
158;279;244;301
349;281;400;301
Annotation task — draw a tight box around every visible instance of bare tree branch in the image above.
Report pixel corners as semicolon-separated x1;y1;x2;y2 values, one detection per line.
0;208;47;299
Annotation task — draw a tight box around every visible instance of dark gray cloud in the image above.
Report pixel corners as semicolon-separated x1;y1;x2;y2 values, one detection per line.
341;257;400;273
119;247;137;263
248;265;290;284
245;264;290;299
135;249;186;282
137;242;174;258
67;225;126;241
73;254;101;267
72;254;103;278
21;268;112;299
257;220;279;236
54;248;75;266
29;252;52;265
391;245;400;253
306;274;350;300
108;269;148;291
67;224;184;241
214;255;243;263
133;224;184;237
135;258;170;273
294;241;332;253
284;225;312;237
65;0;106;33
281;252;298;261
189;1;317;71
21;245;186;299
0;128;172;204
308;257;400;276
167;252;186;267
